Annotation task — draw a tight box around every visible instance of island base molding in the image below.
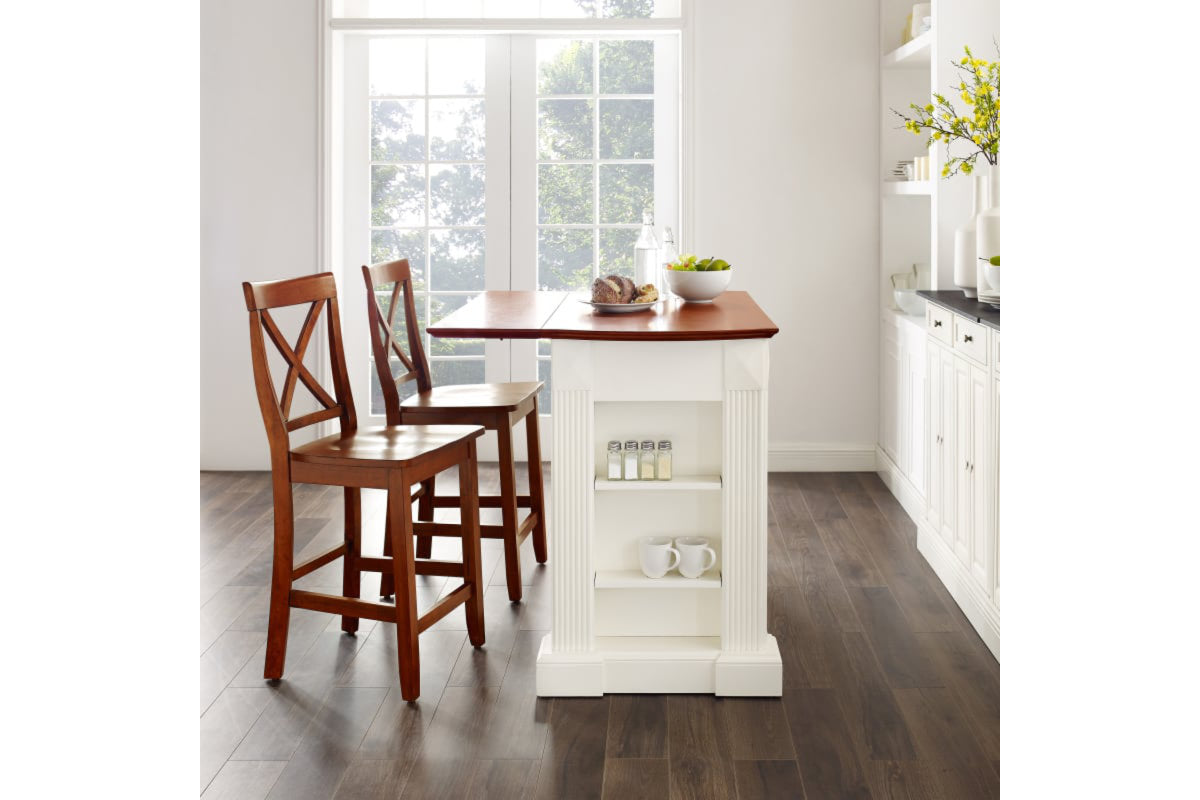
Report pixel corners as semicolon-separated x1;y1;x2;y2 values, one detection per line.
535;634;782;697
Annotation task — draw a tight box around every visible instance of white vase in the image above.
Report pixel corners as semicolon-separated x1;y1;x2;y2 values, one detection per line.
976;164;1000;294
954;173;988;298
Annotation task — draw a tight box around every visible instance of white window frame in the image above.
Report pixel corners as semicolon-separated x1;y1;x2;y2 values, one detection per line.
320;1;690;458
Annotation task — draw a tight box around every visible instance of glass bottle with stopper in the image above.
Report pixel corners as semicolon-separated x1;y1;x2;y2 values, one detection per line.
634;209;659;289
659;226;678;298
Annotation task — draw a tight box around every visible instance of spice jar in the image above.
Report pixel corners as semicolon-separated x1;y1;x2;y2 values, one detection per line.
623;440;639;480
639;440;656;480
656;440;672;480
607;441;622;480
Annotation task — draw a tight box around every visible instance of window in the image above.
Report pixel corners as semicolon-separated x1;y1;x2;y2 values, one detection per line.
332;4;682;448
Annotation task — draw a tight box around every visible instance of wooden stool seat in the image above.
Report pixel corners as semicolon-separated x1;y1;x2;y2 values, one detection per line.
292;425;484;467
400;382;543;414
242;271;488;702
364;259;549;603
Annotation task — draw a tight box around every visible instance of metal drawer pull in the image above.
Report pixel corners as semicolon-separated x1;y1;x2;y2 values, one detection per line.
963;334;973;342
933;320;943;327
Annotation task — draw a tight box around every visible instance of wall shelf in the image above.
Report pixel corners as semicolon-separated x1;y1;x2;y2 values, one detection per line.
883;180;932;196
594;474;722;492
595;569;721;590
882;30;931;68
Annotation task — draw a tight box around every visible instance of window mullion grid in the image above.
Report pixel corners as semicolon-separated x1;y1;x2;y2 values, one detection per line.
591;35;600;280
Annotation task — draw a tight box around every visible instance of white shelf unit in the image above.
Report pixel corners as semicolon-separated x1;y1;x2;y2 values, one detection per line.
881;29;931;68
594;474;722;491
882;180;932;197
539;339;781;696
595;569;722;590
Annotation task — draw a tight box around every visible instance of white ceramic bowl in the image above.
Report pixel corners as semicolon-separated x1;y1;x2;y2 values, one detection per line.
983;262;1000;291
663;269;733;302
894;288;925;316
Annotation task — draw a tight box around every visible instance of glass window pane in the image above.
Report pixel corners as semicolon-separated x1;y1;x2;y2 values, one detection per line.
537;357;551;415
429;295;484;356
600;0;657;18
432;358;486;387
485;0;540;14
372;100;426;162
371;229;427;291
429;98;485;161
369;39;425;96
539;164;593;224
537;338;551;357
428;39;485;95
599;99;653;159
537;40;593;95
599;40;653;94
538;99;593;160
538;228;594;290
372;164;427;226
598;163;652;224
370;360;420;417
430;164;485;226
538;0;593;18
599;228;637;280
435;0;484;16
364;1;425;16
430;228;485;291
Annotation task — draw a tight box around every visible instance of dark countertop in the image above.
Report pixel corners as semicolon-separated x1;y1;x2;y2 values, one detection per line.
917;290;1000;331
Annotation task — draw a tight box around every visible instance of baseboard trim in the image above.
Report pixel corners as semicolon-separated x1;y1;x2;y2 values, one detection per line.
874;446;925;523
916;520;1001;659
768;444;877;472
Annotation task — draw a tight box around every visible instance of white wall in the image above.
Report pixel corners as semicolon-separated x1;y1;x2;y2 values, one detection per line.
690;0;880;469
200;0;880;470
201;0;320;469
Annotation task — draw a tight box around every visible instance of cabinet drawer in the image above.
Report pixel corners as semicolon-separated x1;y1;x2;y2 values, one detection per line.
992;331;1000;373
952;315;988;365
926;304;952;345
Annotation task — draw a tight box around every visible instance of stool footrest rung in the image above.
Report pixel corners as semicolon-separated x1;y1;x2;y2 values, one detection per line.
291;544;347;580
432;495;532;509
289;590;396;623
359;556;464;578
417;584;473;633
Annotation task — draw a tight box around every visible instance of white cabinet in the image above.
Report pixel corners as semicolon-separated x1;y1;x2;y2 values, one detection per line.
915;308;1000;659
877;311;927;518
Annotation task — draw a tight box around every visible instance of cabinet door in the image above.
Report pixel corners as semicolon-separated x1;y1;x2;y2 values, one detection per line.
925;341;942;530
938;346;957;548
906;329;926;495
953;355;973;566
993;374;1000;608
970;362;993;595
881;325;900;463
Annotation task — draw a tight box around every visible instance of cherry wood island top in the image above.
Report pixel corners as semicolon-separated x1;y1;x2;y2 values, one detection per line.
427;290;779;342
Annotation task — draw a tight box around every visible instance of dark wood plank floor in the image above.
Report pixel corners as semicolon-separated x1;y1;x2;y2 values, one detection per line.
200;469;998;799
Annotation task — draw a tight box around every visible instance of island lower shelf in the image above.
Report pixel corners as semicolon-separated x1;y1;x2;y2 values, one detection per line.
594;569;722;589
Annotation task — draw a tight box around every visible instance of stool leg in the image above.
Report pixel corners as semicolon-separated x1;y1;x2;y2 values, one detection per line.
387;469;421;701
496;417;523;603
525;401;548;565
379;514;394;599
264;473;294;680
459;441;486;648
415;477;435;559
342;487;361;634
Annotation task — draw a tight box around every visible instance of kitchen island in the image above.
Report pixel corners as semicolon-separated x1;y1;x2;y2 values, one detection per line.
429;291;781;696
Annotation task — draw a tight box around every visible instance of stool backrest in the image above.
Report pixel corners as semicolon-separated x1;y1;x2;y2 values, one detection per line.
361;259;432;426
242;272;357;463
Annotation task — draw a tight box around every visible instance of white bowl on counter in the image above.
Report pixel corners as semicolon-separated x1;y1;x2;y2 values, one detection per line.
663;269;732;303
983;262;1000;291
893;288;925;316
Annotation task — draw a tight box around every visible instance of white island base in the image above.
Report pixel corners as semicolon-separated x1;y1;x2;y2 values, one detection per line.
535;337;781;697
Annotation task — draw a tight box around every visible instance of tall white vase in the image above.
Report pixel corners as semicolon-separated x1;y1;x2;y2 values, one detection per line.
954;173;988;298
976;164;1001;293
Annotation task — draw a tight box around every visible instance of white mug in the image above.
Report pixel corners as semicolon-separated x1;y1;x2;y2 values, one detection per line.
675;537;718;579
639;536;680;579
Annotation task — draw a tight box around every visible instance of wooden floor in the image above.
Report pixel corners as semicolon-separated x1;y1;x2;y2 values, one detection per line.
200;468;999;799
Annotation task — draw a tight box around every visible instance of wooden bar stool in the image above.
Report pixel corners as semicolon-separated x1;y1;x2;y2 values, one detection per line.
242;272;486;701
362;259;548;603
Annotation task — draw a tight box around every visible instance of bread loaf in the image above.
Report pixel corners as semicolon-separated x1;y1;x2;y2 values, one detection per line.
605;274;636;303
633;284;659;303
590;277;621;304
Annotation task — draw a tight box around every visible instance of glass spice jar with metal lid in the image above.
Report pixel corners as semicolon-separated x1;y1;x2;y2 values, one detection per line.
623;440;640;480
656;440;672;480
606;441;622;480
639;440;657;480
